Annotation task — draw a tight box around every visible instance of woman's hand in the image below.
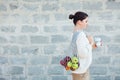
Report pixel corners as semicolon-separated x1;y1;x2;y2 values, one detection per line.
87;35;97;49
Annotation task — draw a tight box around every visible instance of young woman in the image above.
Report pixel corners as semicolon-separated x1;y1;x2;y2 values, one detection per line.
69;11;96;80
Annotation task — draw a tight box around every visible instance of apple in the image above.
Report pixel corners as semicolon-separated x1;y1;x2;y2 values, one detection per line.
72;63;79;69
64;56;71;62
67;61;72;67
60;60;64;66
60;60;67;67
71;57;78;64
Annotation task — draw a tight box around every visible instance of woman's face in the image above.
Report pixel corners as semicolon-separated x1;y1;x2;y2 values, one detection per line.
78;17;88;29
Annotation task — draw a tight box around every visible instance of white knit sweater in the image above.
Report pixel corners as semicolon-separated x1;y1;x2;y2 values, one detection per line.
71;30;92;74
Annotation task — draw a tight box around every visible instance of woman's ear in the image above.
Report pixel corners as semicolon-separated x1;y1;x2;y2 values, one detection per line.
77;20;82;25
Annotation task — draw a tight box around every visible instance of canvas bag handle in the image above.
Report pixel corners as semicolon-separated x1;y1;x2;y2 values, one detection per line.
70;31;81;58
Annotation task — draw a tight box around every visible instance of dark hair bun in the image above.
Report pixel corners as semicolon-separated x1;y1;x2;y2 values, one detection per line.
69;14;74;19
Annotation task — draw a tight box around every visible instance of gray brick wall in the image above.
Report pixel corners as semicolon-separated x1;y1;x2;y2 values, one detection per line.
0;0;120;80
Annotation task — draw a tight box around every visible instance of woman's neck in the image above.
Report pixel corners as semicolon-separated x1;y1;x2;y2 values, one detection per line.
74;25;83;32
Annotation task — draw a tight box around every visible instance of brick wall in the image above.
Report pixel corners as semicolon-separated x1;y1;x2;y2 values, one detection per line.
0;0;120;80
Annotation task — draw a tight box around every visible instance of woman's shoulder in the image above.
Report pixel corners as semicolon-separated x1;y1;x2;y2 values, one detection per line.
72;31;80;38
71;31;83;41
73;31;85;37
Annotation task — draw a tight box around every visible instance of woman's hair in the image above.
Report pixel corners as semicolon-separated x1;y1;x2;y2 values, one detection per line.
69;11;88;25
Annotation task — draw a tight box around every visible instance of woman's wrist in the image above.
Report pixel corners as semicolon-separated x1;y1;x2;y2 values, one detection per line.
90;42;94;46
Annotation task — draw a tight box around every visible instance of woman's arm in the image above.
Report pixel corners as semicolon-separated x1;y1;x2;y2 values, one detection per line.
87;35;97;49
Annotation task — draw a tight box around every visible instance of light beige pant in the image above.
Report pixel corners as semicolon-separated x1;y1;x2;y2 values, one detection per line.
72;71;90;80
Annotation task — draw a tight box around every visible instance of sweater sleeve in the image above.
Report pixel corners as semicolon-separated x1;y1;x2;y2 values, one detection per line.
76;33;92;59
